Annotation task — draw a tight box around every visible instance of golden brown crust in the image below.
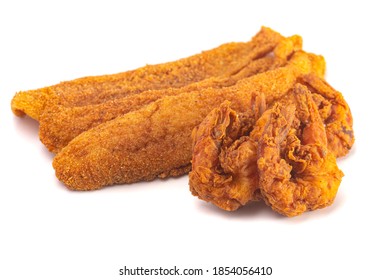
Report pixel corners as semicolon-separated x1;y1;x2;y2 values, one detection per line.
53;51;322;190
40;34;303;153
257;85;344;216
11;26;284;120
297;74;354;157
189;101;261;211
190;84;345;215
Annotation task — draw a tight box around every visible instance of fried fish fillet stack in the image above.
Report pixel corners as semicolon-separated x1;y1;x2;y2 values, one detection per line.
11;27;354;209
53;51;329;190
40;34;303;152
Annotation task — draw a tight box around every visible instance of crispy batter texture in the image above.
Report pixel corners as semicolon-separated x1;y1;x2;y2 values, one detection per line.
190;84;344;216
257;85;344;216
268;74;354;158
53;51;324;190
189;101;262;211
269;73;355;158
297;74;354;157
39;35;303;153
11;26;284;120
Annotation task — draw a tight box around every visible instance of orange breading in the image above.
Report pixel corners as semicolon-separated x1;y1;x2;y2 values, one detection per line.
53;51;324;190
189;83;346;215
11;27;284;120
257;85;344;216
39;35;303;153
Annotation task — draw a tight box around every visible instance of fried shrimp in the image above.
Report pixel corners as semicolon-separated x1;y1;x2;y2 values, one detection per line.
39;35;303;153
189;100;262;211
257;85;344;217
297;74;354;157
11;26;284;120
189;83;345;215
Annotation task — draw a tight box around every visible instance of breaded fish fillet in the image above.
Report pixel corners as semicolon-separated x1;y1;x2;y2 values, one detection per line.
53;51;325;190
40;35;304;153
11;26;283;120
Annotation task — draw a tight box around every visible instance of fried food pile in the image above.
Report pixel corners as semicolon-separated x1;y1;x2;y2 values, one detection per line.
190;82;346;216
11;27;354;217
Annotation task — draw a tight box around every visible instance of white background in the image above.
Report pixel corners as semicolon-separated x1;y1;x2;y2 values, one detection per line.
1;1;389;279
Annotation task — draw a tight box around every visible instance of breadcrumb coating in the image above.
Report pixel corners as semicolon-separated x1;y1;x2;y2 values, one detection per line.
53;51;323;190
12;27;283;120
